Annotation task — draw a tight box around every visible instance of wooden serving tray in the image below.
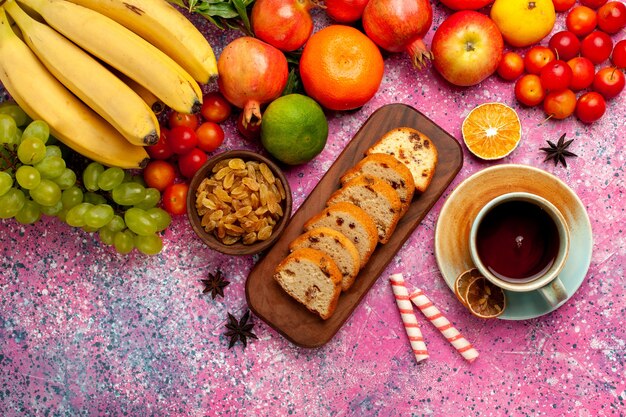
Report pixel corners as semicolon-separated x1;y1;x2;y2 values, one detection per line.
245;103;464;348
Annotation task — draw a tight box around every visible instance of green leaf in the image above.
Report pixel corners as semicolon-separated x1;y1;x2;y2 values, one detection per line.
282;68;304;96
168;0;187;7
231;0;251;33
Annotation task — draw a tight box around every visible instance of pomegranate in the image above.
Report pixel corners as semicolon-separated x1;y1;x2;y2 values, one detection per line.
362;0;433;68
251;0;317;51
217;37;289;127
325;0;369;23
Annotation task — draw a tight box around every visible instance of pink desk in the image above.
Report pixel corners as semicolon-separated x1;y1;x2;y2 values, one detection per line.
1;5;624;416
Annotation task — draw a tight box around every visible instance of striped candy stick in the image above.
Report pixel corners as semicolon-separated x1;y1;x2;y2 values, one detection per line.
409;288;479;363
389;273;429;363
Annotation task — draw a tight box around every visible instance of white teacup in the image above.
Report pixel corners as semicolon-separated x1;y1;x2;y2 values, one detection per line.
469;192;570;308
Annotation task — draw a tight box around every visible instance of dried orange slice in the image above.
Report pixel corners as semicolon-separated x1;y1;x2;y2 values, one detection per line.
462;102;522;160
465;277;506;319
454;268;483;307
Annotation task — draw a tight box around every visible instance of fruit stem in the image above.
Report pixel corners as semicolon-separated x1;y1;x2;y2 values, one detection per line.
407;39;433;70
242;100;263;129
538;114;554;126
309;0;326;10
0;145;18;173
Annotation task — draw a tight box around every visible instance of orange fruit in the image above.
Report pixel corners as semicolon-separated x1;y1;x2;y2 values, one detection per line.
299;25;384;111
465;277;506;319
461;102;522;160
454;268;483;307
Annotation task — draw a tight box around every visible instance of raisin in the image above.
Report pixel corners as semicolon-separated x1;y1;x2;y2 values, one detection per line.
349;222;355;229
305;285;320;300
336;217;344;226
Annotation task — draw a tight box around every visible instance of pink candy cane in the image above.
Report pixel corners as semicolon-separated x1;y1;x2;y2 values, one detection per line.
409;288;479;363
389;273;428;363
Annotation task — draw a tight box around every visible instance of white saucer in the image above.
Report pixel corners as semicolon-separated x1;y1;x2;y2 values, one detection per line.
435;164;593;320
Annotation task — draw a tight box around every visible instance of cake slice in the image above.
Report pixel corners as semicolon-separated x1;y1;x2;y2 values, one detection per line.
367;127;438;193
341;153;416;216
327;174;402;244
289;227;361;291
304;202;378;268
273;248;342;320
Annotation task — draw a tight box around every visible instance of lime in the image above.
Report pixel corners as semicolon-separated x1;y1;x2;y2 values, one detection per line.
261;94;328;165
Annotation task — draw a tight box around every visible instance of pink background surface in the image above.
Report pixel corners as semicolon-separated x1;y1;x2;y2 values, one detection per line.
1;3;625;416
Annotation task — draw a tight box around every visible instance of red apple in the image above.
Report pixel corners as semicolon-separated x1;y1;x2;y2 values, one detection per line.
431;11;504;87
439;0;494;10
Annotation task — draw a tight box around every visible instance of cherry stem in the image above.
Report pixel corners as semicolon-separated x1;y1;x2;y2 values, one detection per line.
538;114;554;126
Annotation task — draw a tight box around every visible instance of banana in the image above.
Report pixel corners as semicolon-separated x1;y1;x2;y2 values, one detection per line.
5;0;160;146
16;0;202;114
116;71;166;116
66;0;218;85
0;7;149;169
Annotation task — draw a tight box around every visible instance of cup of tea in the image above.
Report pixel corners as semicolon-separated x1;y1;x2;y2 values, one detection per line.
469;192;570;308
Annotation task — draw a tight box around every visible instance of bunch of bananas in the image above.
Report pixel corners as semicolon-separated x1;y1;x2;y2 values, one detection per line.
0;0;218;168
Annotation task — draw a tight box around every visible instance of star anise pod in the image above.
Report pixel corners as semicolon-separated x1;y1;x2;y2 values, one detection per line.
224;310;258;349
540;133;578;168
200;270;230;299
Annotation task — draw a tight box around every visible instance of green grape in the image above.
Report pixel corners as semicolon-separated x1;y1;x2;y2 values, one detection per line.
61;186;83;209
111;182;146;206
30;179;61;206
0;102;29;127
57;208;68;222
15;200;41;224
65;202;92;227
124;207;157;236
0;188;26;219
17;137;46;165
105;214;125;232
82;162;104;192
130;175;147;187
134;187;160;210
83;192;107;205
134;233;163;255
82;225;99;233
40;200;63;216
84;204;114;229
146;207;171;232
0;171;14;196
45;145;62;158
113;229;135;254
22;120;50;144
9;128;23;147
99;227;115;245
35;155;66;179
53;168;77;190
15;165;41;190
97;167;124;191
0;114;17;144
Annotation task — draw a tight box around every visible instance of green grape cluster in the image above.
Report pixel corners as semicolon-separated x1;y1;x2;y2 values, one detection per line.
0;101;171;255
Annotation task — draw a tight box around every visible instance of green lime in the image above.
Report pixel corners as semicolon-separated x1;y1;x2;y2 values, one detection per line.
261;94;328;165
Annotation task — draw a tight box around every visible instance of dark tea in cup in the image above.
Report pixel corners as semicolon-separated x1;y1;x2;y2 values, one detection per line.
469;192;570;307
474;200;560;283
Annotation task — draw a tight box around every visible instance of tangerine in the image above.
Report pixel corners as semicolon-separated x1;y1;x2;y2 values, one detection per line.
462;102;522;160
465;277;506;319
260;94;329;165
454;268;483;306
299;25;384;111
